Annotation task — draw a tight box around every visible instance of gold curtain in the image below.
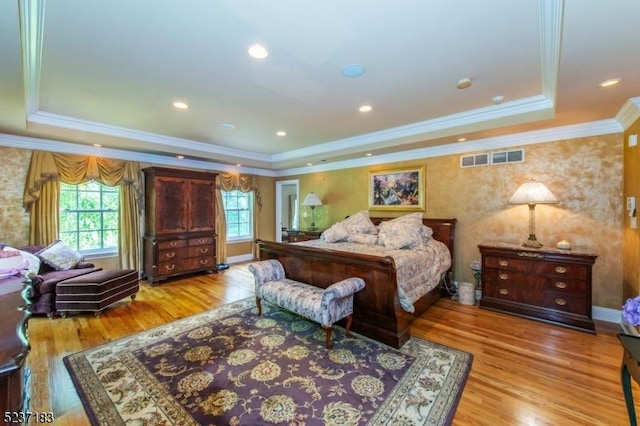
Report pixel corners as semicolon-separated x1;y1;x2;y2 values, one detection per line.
215;174;261;263
23;151;143;269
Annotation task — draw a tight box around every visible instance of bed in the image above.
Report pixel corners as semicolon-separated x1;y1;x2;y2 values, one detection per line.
256;216;456;348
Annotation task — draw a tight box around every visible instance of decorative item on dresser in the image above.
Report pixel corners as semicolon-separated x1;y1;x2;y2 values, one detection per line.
285;229;324;242
143;167;217;283
0;275;32;416
301;192;323;230
478;242;597;333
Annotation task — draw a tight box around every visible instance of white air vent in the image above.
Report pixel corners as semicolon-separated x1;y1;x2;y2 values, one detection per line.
492;149;524;164
460;149;524;168
460;153;489;168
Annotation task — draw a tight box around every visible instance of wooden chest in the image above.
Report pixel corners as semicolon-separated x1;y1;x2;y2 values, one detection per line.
478;242;597;333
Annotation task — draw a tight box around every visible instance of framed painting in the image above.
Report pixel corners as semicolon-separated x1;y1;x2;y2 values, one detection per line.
368;166;425;211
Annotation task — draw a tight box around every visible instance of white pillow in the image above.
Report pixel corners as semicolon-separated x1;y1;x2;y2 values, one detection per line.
322;223;350;243
37;240;83;271
341;211;378;235
19;250;41;276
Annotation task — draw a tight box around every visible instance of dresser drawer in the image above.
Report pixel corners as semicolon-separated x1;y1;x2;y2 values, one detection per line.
158;239;187;250
158;247;188;261
484;256;589;279
189;236;214;246
187;245;214;258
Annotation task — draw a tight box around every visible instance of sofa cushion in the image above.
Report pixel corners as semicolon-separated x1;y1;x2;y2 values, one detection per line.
37;240;84;271
38;267;102;295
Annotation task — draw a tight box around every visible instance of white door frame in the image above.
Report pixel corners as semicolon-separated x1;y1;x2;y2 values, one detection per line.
275;179;299;242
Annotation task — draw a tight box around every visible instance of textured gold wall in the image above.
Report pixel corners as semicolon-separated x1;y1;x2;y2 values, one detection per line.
0;147;31;247
286;134;623;309
623;118;640;301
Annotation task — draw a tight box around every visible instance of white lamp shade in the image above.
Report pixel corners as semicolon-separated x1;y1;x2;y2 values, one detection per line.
508;180;558;205
302;192;323;207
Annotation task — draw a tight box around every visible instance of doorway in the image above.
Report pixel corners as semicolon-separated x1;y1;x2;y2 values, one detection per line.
275;180;299;242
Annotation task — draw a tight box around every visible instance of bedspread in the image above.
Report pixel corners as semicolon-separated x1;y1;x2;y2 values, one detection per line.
294;238;451;312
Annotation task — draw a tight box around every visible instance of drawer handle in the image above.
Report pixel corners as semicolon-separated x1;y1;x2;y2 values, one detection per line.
499;273;509;280
518;252;544;259
499;288;509;295
166;264;175;271
199;259;209;265
199;238;206;244
199;248;209;254
555;281;567;289
555;298;567;306
169;241;178;247
499;260;509;267
555;266;567;274
165;252;176;259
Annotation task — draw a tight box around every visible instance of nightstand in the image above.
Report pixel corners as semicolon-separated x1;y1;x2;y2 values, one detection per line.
478;241;597;333
285;229;323;242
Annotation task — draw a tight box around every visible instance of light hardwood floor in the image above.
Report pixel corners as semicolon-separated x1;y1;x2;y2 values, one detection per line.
26;264;637;425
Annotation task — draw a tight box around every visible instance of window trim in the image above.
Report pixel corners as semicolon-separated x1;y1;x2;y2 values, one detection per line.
222;190;254;242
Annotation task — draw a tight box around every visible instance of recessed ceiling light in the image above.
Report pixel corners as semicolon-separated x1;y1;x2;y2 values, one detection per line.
248;43;269;59
236;163;242;167
359;105;372;113
276;130;287;136
366;153;372;156
93;143;102;147
599;78;621;87
220;123;235;130
492;95;505;104
173;101;189;109
457;138;466;142
176;155;184;159
307;162;313;166
341;64;366;78
456;78;472;89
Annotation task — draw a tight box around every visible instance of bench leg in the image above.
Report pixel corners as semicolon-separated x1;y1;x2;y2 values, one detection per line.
256;297;262;316
323;325;333;349
345;314;353;338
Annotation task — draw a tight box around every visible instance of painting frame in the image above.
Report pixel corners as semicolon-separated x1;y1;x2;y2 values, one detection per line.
368;166;425;211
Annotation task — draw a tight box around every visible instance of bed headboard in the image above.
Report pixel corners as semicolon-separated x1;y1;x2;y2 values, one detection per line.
370;216;457;277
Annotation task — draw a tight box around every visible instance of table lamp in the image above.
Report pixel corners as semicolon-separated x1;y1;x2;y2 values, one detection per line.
302;192;323;230
508;179;558;248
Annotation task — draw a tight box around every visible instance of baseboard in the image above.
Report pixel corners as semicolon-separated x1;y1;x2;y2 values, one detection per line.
226;254;255;264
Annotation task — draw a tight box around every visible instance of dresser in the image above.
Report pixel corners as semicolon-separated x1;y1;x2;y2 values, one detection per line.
285;229;323;242
143;167;217;283
478;242;597;333
0;276;32;417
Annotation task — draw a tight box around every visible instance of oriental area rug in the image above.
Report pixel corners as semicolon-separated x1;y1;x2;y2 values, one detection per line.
64;298;473;425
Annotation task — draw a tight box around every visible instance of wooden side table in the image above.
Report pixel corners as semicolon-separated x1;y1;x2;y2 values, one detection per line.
285;229;323;243
619;333;640;426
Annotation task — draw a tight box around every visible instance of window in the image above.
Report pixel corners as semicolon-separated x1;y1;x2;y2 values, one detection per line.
222;190;253;241
59;181;119;255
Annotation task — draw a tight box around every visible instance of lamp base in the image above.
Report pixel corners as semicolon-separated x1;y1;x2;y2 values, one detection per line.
522;235;543;248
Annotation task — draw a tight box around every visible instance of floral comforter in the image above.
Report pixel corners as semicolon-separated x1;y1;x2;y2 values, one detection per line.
294;238;451;312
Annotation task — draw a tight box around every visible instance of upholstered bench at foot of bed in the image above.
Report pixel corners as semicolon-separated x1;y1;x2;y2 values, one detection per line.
248;259;365;349
55;269;139;317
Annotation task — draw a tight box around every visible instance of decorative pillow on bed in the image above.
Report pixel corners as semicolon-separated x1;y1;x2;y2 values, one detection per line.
322;222;350;243
19;250;41;276
378;222;422;249
348;233;378;245
36;240;84;271
341;210;378;234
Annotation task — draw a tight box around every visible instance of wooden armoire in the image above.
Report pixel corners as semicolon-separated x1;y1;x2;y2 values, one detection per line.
142;167;217;283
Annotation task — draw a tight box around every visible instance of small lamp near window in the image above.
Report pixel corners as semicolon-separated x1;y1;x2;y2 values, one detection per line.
508;179;558;248
302;192;323;230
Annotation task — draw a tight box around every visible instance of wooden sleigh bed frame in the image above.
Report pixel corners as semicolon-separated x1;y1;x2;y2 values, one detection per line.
256;217;456;348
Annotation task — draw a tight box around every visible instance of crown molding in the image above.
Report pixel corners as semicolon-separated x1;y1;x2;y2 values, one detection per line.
539;0;564;102
27;111;272;163
615;97;640;129
276;118;622;177
18;0;45;117
273;95;554;163
0;133;277;177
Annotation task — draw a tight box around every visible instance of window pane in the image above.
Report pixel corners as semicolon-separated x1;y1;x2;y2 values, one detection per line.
59;181;119;253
